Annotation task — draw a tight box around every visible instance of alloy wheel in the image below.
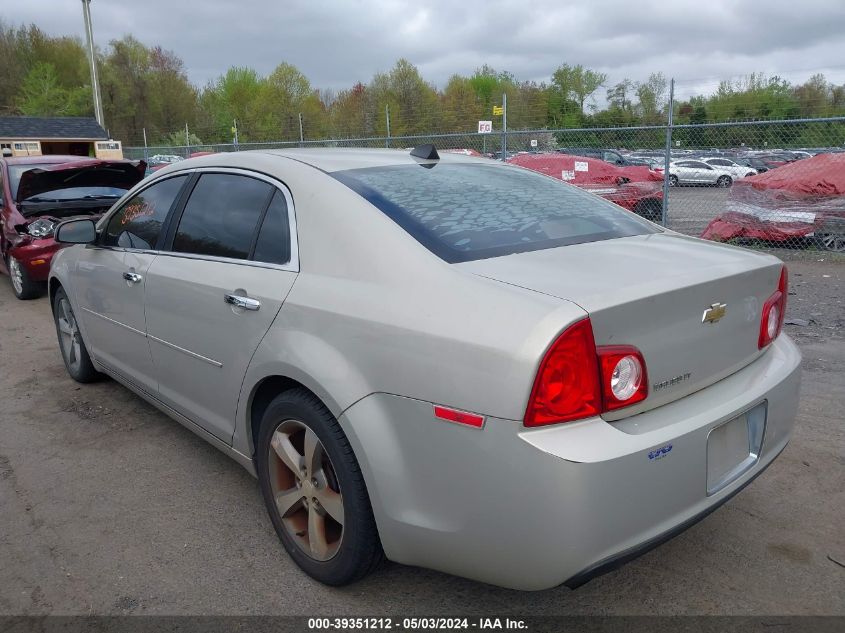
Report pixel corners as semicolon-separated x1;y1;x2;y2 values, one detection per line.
268;419;344;561
56;297;83;374
819;234;845;252
9;257;23;295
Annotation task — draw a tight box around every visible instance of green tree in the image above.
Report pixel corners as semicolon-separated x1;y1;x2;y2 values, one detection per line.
255;62;326;141
635;72;667;123
17;62;87;116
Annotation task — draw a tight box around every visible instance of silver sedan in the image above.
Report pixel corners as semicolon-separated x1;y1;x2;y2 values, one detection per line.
48;147;801;590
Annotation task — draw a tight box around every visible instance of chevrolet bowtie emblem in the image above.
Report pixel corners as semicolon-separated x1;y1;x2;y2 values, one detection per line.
702;302;727;324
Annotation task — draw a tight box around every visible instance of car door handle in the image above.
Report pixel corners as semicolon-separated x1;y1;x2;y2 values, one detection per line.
224;293;260;311
123;272;143;284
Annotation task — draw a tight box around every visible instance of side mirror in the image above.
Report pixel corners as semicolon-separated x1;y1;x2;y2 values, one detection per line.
55;218;97;244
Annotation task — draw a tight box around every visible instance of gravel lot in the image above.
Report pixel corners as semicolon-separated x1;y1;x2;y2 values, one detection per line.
0;252;843;616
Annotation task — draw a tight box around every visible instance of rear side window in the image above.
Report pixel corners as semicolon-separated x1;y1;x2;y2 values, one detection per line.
333;163;655;263
252;191;291;265
172;174;273;260
104;175;187;249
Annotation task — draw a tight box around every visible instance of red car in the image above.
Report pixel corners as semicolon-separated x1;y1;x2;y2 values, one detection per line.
702;152;845;252
0;155;146;299
507;153;665;222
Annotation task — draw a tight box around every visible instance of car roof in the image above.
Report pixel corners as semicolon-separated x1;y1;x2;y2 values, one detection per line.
165;147;496;174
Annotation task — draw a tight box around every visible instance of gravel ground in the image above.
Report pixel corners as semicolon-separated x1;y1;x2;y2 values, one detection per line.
0;257;843;616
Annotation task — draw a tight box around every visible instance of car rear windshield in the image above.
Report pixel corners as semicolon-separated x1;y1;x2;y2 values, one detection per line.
332;163;657;262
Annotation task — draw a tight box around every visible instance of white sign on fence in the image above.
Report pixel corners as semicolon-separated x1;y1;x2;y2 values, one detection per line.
478;120;493;134
530;139;538;147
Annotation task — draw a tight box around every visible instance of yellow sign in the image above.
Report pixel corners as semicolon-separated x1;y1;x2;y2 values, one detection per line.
492;106;503;116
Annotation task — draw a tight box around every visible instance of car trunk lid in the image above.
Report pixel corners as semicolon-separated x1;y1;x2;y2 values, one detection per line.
457;233;784;418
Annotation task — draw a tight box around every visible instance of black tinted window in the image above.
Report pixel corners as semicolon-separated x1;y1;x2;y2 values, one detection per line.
104;175;187;249
333;164;655;263
252;192;291;265
173;174;273;260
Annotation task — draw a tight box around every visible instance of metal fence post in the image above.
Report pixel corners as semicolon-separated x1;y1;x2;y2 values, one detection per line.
298;113;304;147
661;78;675;226
142;127;148;164
385;105;391;148
502;93;508;160
185;123;190;158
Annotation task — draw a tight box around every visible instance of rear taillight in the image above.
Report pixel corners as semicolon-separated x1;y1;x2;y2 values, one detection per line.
597;346;648;411
759;266;788;349
524;319;602;427
524;319;648;427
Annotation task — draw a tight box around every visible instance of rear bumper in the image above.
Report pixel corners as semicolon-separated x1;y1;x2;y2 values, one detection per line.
562;441;785;588
340;335;802;591
8;238;62;281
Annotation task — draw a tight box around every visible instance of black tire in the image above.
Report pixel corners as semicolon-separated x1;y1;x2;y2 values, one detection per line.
52;287;100;383
256;388;384;585
633;198;663;223
668;175;679;187
7;254;44;300
745;172;756;178
716;175;733;188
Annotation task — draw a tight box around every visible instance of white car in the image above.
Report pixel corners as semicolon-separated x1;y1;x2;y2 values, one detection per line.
703;157;758;180
669;160;741;187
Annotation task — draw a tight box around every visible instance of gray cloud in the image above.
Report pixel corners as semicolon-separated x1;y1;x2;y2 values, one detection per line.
7;0;845;98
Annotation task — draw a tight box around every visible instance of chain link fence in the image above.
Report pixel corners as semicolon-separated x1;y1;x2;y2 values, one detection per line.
126;117;845;254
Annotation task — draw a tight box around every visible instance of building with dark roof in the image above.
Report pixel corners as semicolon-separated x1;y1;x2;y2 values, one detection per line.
0;116;110;157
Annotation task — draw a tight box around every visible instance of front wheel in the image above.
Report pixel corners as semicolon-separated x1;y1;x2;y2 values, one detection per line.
716;175;733;188
668;175;679;187
53;287;100;383
256;388;384;585
7;255;44;300
818;233;845;252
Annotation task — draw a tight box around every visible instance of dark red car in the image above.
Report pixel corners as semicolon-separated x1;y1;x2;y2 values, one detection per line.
507;153;665;222
0;155;146;299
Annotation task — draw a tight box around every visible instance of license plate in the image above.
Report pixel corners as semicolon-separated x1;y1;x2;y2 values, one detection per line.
706;402;767;495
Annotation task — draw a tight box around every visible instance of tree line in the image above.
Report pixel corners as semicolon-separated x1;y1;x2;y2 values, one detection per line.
2;21;844;147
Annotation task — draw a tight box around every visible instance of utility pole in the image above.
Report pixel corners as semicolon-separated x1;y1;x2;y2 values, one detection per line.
81;0;104;128
661;78;675;226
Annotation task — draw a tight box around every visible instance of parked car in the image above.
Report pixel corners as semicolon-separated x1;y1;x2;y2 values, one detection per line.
702;157;757;179
0;155;146;299
734;156;774;173
49;147;801;591
557;147;651;167
508;153;665;221
667;159;736;187
702;152;845;251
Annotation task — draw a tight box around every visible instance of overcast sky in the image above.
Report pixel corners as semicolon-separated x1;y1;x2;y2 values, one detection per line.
6;0;845;101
